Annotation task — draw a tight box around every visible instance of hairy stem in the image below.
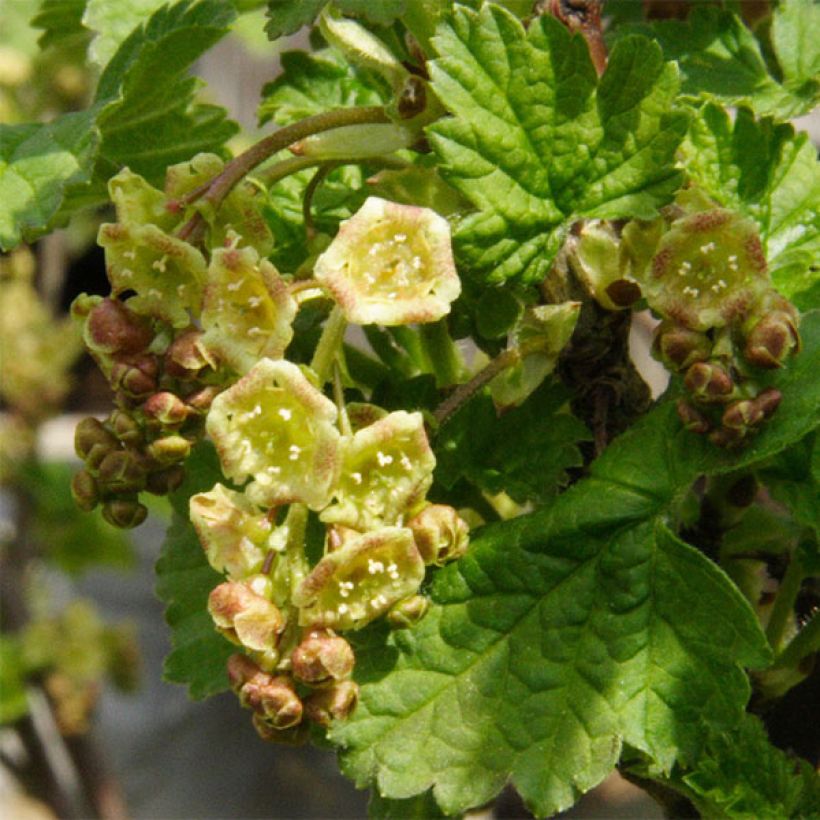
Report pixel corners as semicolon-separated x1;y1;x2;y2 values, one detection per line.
310;305;348;384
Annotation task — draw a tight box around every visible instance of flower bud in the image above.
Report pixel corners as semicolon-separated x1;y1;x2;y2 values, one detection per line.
252;713;309;744
102;499;148;529
184;385;222;413
242;674;303;729
110;353;159;399
97;450;147;493
109;409;143;445
208;581;285;653
722;399;765;433
304;680;359;727
227;653;260;692
743;310;800;369
164;328;211;379
653;322;712;372
145;465;185;496
407;504;469;565
71;470;99;512
387;595;430;629
751;387;782;420
147;435;191;465
291;630;355;686
676;400;710;434
74;417;118;461
684;361;734;403
82;297;153;356
142;391;189;428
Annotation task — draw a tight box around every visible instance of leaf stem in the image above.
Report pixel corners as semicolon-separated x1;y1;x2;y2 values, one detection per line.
177;105;389;243
772;610;820;670
433;348;521;427
419;319;463;388
310;305;348;384
765;554;805;652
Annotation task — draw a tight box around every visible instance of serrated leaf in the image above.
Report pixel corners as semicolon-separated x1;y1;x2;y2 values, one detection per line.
336;0;406;28
156;443;234;699
31;0;89;49
83;0;169;68
368;789;450;819
258;48;384;126
0;112;97;251
428;4;687;287
330;312;820;817
0;0;237;251
435;381;590;504
265;0;326;39
680;103;820;308
679;714;820;818
623;5;820;119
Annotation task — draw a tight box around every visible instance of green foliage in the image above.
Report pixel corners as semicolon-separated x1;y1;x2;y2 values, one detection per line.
680;103;820;308
0;636;29;724
31;0;88;49
0;0;237;250
155;443;234;699
435;381;590;505
265;0;406;40
676;715;820;818
368;789;450;819
18;462;135;575
331;312;820;817
428;4;687;286
622;2;820;119
84;0;170;67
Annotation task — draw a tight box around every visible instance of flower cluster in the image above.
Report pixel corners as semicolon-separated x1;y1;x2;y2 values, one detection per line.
192;355;468;739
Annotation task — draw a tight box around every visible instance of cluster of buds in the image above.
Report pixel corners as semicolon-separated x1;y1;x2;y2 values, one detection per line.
645;209;800;446
573;200;801;447
191;356;469;739
71;153;296;525
70;296;218;527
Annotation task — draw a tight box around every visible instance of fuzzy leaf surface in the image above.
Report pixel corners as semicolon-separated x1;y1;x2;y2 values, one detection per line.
681;103;820;308
428;4;687;286
625;4;820;119
155;443;233;699
332;314;820;817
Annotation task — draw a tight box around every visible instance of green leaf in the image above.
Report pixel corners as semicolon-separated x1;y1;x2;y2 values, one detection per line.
0;0;237;251
0;112;97;250
155;443;234;699
0;636;29;724
623;5;820;119
435;381;590;505
18;461;135;575
428;4;687;287
83;0;169;68
681;103;820;308
31;0;89;49
258;48;384;126
368;789;450;819
264;0;405;40
678;714;820;818
331;313;820;817
92;0;238;185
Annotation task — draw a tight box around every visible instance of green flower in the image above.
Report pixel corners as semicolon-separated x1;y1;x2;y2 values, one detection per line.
293;527;425;630
321;410;435;531
201;239;297;374
206;359;341;510
315;197;460;326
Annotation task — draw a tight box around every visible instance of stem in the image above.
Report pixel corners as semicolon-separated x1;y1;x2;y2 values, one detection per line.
333;362;352;437
765;554;805;652
419;320;463;388
772;610;820;670
433;347;521;427
310;305;348;384
283;504;309;596
302;163;337;242
178;106;389;243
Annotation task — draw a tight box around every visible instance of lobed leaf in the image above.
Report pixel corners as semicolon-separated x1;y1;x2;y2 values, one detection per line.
331;313;820;817
681;103;820;309
428;4;687;287
265;0;405;41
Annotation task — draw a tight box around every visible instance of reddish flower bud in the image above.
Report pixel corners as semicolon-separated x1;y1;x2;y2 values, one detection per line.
109;409;143;446
676;400;710;434
83;297;153;356
744;310;800;369
291;630;355;686
407;504;469;565
184;385;222;413
145;465;185;496
752;387;782;420
97;450;147;493
304;680;359;727
110;354;159;399
142;391;189;428
684;361;734;403
387;595;430;629
74;417;118;461
164;328;211;378
242;674;303;729
102;499;148;529
208;580;285;655
147;435;191;465
722;399;765;433
653;322;712;372
71;470;99;512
